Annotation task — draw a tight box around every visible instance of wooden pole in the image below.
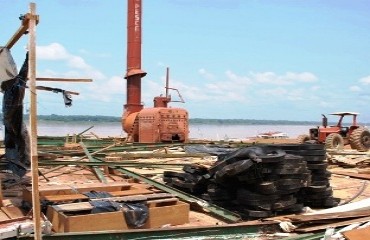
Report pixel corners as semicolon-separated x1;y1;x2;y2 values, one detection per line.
34;77;92;82
28;3;42;239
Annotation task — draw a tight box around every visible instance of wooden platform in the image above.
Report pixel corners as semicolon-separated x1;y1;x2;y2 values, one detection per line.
22;182;154;203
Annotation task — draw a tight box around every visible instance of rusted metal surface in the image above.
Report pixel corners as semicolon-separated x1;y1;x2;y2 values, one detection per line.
122;0;189;143
138;108;188;143
123;0;146;122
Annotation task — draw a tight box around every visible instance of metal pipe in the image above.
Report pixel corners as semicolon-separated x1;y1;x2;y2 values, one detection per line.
124;0;146;116
166;67;169;98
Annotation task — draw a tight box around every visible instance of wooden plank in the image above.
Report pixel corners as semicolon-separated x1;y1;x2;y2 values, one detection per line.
52;193;177;213
0;180;3;207
142;201;189;228
52;202;93;213
4;13;38;49
287;209;370;222
25;182;131;195
28;3;42;240
0;211;10;222
343;226;370;240
91;193;175;202
146;198;178;208
62;211;128;233
0;219;35;239
0;216;30;225
296;216;370;233
49;201;189;232
35;77;92;82
332;171;370;180
40;186;152;202
42;194;89;202
106;152;208;160
1;207;25;219
109;187;153;197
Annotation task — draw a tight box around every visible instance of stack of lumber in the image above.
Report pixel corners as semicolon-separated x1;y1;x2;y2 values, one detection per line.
327;150;370;168
267;198;370;238
0;206;44;238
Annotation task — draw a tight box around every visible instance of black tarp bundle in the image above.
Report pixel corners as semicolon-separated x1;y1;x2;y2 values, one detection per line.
0;47;30;177
84;190;149;228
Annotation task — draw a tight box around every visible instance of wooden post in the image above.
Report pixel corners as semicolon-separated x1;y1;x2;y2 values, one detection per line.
28;3;42;239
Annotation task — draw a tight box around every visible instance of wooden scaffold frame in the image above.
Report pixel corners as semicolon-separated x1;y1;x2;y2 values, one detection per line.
4;2;92;239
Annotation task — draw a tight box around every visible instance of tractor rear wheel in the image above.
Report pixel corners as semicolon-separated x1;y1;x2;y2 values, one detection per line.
349;128;370;152
296;134;310;144
325;133;344;150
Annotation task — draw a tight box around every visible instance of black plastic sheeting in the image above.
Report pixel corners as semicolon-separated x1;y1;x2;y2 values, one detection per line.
36;86;72;107
218;145;286;163
84;190;149;228
83;190;113;199
1;51;30;177
184;145;286;164
184;145;235;156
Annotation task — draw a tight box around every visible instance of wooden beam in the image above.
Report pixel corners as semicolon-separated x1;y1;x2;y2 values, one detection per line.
332;171;370;181
5;13;39;49
287;209;370;222
6;24;28;49
28;3;42;240
296;216;370;233
34;77;92;82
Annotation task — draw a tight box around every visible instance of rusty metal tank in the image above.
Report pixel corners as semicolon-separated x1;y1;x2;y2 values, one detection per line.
122;0;189;143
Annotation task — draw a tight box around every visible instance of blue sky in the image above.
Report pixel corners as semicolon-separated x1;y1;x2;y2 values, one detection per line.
1;0;370;122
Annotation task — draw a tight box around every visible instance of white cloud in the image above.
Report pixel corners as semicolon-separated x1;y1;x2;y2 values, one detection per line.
311;85;320;91
250;71;318;85
87;76;125;102
350;85;361;92
37;43;69;60
225;70;252;85
37;43;106;80
359;76;370;85
182;70;320;104
34;42;124;108
286;89;305;101
198;68;215;80
67;56;90;69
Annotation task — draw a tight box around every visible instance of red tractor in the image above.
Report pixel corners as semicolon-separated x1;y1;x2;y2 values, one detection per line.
297;112;370;151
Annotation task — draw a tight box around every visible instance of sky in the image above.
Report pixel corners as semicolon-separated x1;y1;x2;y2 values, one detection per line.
1;0;370;122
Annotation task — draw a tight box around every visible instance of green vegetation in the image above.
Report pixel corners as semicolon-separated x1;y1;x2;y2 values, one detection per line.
17;114;320;125
37;114;120;122
190;118;319;125
2;114;368;125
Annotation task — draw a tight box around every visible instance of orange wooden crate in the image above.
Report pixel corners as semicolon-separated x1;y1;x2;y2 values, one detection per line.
47;200;189;233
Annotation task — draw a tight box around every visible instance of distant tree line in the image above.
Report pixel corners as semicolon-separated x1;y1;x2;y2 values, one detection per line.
0;114;368;126
190;118;319;125
37;114;121;122
13;114;321;125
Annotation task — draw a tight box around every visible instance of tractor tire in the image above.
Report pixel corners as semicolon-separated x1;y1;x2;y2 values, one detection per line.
296;134;310;144
325;133;344;150
349;128;370;152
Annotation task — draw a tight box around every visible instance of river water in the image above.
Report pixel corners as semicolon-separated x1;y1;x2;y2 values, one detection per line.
23;121;314;141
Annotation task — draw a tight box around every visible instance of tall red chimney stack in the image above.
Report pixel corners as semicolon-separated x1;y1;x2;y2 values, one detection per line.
123;0;146;120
